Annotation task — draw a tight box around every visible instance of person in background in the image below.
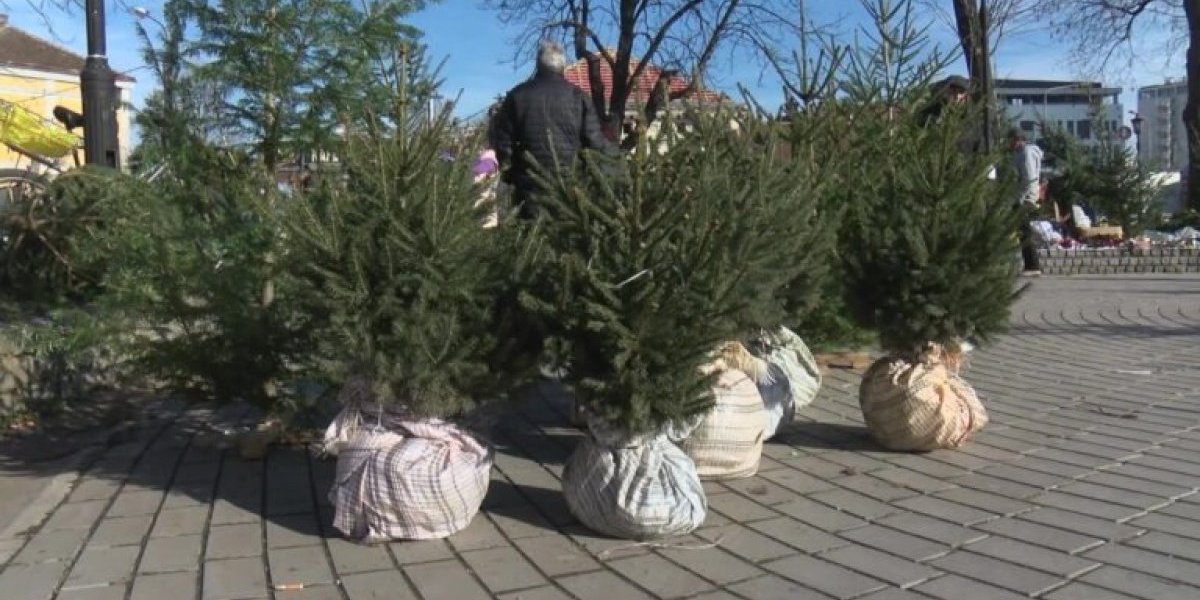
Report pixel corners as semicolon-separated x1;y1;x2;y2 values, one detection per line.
1009;128;1044;275
471;148;501;228
489;40;613;219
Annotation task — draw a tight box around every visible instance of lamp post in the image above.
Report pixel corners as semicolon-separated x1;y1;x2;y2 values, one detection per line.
81;0;120;168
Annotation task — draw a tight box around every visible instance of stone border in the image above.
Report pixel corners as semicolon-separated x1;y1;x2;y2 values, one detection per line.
1038;247;1200;275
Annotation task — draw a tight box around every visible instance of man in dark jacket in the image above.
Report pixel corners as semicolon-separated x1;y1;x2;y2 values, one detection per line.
490;40;613;219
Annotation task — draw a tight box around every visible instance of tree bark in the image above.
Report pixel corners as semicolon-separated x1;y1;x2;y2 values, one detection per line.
952;0;985;84
1184;0;1200;210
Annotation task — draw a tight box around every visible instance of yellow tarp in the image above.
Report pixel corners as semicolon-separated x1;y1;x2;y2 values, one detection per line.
0;100;80;159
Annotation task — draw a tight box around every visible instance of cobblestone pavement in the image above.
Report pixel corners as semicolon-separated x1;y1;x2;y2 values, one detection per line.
2;274;1199;600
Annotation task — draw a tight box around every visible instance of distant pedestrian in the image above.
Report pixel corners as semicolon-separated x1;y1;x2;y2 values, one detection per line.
1009;128;1044;275
489;40;613;219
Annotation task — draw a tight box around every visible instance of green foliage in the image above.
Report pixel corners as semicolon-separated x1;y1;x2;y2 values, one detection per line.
281;109;529;417
841;104;1023;357
1040;127;1161;237
0;168;140;303
523;113;826;434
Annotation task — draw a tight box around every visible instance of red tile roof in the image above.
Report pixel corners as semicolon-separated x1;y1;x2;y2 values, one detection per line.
563;53;724;106
0;19;136;83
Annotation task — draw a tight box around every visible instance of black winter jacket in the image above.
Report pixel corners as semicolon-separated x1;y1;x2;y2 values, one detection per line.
490;71;612;193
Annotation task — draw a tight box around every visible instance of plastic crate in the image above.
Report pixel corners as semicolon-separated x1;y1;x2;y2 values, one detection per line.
0;99;80;159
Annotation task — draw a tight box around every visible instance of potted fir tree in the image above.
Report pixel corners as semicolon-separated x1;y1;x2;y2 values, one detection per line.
283;98;532;542
842;93;1023;452
524;111;822;535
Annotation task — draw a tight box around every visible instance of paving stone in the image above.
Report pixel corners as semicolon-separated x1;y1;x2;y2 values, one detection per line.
892;495;997;526
268;545;335;586
1043;582;1141;600
839;524;949;562
1080;565;1199;600
886;454;970;479
210;499;261;526
265;514;321;548
722;477;800;506
388;538;456;565
928;550;1064;595
773;497;867;532
971;517;1103;554
746;516;848;553
0;537;22;564
11;529;89;565
1055;482;1170;510
69;478;123;503
203;557;268;600
563;526;650;560
445;514;508;552
206;523;262;560
1030;492;1144;521
107;490;164;518
65;545;140;587
725;575;833;600
871;467;958;493
555;570;654;600
829;474;920;501
90;516;154;549
497;586;574;600
403;559;491;600
43;501;108;531
694;524;795;562
978;464;1067;489
875;513;988;547
56;583;128;600
655;539;763;585
1019;508;1145;541
512;534;601;577
855;589;934;600
963;536;1099;577
762;553;887;599
131;572;198;600
819;545;941;587
707;492;778;522
757;468;838;495
0;561;70;600
933;487;1035;516
808;488;901;519
1079;471;1194;499
914;574;1030;600
489;502;559;539
150;506;210;538
1129;512;1200;540
607;553;715;598
460;546;547;593
139;534;202;573
325;537;393;574
1124;530;1200;562
340;569;419;600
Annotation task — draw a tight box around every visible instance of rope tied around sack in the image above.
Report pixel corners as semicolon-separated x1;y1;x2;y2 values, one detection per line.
596;535;726;560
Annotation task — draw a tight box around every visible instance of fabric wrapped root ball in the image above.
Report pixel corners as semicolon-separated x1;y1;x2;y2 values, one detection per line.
681;342;768;479
324;385;492;543
749;327;823;440
859;350;987;452
563;418;706;540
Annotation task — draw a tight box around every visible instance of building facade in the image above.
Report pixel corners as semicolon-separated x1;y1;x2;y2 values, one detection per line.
996;79;1123;147
1136;79;1188;172
0;15;134;169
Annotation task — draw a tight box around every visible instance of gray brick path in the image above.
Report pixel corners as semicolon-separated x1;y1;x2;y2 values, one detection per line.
3;274;1200;599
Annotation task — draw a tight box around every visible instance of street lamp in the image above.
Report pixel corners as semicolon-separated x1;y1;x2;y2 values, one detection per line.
81;0;120;168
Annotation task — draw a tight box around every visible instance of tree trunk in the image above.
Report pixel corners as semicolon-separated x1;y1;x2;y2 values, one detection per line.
1184;0;1200;210
951;0;984;84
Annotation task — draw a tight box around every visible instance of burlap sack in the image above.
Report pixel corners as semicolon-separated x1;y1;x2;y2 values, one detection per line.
859;354;987;451
681;369;767;480
750;327;822;440
562;417;706;540
324;380;492;542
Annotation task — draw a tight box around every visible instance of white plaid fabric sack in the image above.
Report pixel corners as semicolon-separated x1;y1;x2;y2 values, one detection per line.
682;369;766;480
859;353;987;451
750;327;822;440
563;416;706;540
324;381;492;542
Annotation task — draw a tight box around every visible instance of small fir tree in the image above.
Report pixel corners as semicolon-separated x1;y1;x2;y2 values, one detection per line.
522;111;824;435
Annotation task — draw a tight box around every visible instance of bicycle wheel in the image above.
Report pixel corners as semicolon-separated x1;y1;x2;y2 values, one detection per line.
0;169;48;241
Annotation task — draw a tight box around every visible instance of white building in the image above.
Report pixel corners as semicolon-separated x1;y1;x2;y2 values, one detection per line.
1136;79;1188;172
995;79;1123;147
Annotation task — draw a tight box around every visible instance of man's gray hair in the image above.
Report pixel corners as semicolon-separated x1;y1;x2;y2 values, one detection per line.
537;40;567;74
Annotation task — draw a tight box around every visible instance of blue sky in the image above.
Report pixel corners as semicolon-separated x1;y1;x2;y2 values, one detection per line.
4;0;1185;136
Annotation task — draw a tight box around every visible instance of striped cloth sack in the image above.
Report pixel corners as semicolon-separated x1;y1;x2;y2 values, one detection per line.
859;354;987;451
749;327;822;440
563;416;707;540
681;368;767;480
324;381;493;542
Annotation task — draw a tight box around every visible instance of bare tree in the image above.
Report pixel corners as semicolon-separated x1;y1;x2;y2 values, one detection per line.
485;0;799;138
1026;0;1196;209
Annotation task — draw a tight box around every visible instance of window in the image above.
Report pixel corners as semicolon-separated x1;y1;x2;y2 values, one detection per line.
1076;120;1091;140
1020;120;1036;132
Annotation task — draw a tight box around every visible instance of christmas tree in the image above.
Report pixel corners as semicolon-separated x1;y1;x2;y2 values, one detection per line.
521;110;823;434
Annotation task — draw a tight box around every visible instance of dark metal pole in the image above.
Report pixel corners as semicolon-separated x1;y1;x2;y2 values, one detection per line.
81;0;120;168
979;0;993;152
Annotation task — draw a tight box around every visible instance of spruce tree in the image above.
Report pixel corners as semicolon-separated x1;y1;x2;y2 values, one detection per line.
281;92;531;417
521;111;823;435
